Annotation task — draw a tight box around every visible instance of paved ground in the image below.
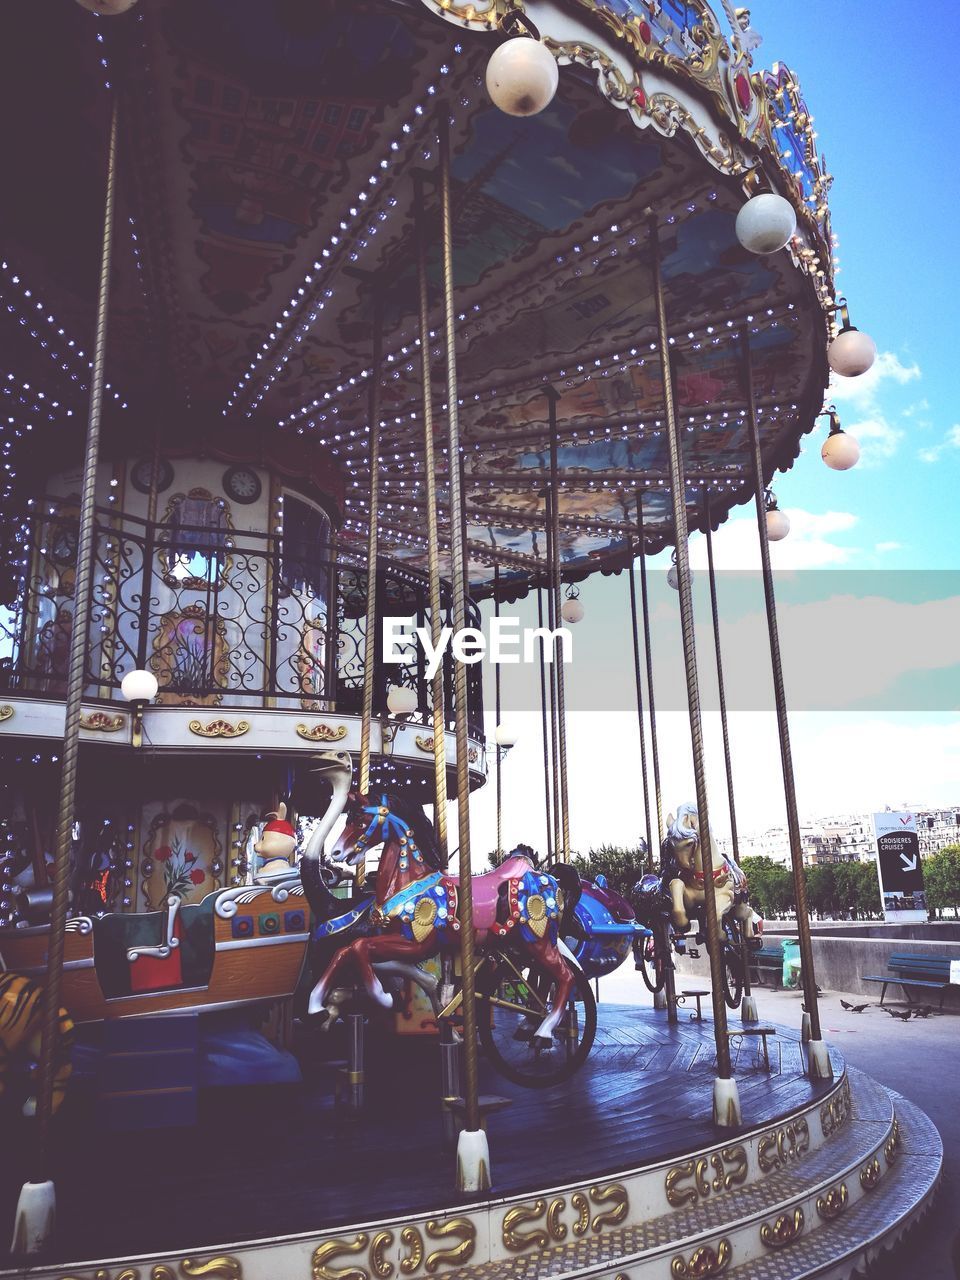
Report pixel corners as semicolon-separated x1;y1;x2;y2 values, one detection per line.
598;967;958;1279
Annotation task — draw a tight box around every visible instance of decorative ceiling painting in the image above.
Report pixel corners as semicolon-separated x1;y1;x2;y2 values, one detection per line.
0;0;833;593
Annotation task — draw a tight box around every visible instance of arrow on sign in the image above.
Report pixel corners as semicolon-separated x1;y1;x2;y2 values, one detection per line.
900;852;918;872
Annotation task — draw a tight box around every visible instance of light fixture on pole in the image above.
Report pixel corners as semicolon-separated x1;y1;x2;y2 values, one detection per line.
666;549;690;591
560;583;584;624
819;405;860;470
734;191;796;255
764;490;790;541
827;298;876;377
485;12;558;117
120;668;158;749
386;684;418;718
494;724;518;751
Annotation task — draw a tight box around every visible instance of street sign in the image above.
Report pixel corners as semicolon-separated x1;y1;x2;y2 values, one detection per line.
872;812;927;923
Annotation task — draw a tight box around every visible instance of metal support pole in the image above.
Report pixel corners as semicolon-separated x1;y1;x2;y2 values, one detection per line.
494;566;503;857
627;529;654;868
359;295;384;796
547;389;570;860
13;101;119;1257
740;333;829;1076
704;497;756;1023
543;493;562;861
344;1012;365;1112
438;110;488;1190
650;217;738;1124
636;495;663;859
413;172;448;862
536;578;555;865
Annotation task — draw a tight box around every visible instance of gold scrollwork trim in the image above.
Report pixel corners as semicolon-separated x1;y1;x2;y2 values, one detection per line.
590;1182;629;1231
502;1199;548;1252
415;734;436;754
370;1231;394;1279
312;1234;370;1280
546;1197;567;1240
820;1077;852;1138
670;1238;732;1278
0;704;15;723
571;1190;590;1236
80;710;125;733
885;1117;902;1166
760;1208;804;1249
188;718;250;739
296;722;348;742
816;1183;849;1221
180;1261;243;1280
665;1146;748;1207
860;1158;882;1191
758;1118;810;1174
424;1218;476;1272
399;1226;424;1275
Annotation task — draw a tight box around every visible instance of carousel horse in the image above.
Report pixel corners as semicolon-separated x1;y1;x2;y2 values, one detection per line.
304;788;577;1045
659;802;752;936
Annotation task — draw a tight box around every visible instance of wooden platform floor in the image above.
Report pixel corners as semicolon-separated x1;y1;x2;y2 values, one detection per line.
1;1004;842;1266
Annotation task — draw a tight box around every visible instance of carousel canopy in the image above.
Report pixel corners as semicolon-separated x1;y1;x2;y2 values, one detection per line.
0;0;836;593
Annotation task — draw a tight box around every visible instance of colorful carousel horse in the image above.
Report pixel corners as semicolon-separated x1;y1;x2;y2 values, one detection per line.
302;790;578;1050
659;802;752;936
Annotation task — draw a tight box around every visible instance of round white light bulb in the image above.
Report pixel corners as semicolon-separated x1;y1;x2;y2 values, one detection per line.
766;508;791;541
495;724;519;748
821;432;860;470
485;38;559;117
827;327;877;377
121;669;158;703
666;563;680;591
386;684;418;716
735;192;797;255
560;597;585;624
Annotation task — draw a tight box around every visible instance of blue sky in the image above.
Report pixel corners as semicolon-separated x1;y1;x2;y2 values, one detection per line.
466;2;960;859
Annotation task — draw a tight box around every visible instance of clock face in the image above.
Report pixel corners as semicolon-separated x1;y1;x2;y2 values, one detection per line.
223;466;262;504
130;457;174;496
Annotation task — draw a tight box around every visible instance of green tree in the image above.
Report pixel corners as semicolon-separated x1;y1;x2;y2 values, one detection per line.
805;864;838;918
740;856;793;918
924;845;960;916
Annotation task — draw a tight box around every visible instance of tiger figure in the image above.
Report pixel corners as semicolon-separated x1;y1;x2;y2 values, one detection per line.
0;972;74;1116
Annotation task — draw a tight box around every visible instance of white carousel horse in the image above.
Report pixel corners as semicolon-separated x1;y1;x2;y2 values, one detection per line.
662;802;753;936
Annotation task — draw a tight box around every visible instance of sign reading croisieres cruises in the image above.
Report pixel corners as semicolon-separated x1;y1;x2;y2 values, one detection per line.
872;812;927;923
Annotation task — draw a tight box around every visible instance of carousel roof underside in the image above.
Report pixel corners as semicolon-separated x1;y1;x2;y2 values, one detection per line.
0;0;836;593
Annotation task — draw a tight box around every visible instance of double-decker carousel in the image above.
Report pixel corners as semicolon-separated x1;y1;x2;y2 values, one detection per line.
0;1;942;1277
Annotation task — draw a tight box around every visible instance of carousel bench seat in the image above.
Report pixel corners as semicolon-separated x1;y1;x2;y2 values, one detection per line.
863;953;954;1008
747;944;784;990
93;896;215;1000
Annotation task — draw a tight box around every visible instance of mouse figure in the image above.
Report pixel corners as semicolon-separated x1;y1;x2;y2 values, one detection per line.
253;802;298;882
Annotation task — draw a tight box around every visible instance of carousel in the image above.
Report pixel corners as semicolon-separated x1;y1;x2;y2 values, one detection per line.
0;0;942;1276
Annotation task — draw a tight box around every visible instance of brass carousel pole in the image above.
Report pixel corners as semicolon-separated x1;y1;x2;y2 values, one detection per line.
740;332;830;1078
413;172;448;862
535;557;555;864
704;495;757;1024
636;493;664;857
543;491;562;860
627;525;654;868
438;108;488;1190
546;389;570;860
637;492;675;1021
650;216;739;1123
493;565;503;857
13;101;120;1255
358;293;384;797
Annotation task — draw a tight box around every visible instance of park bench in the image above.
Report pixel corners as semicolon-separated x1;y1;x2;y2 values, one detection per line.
862;953;954;1009
747;944;784;990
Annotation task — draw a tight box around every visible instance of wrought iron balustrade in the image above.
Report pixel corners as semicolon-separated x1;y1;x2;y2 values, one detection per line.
0;502;483;740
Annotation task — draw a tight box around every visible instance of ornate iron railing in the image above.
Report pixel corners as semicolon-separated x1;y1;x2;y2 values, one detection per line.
0;502;483;739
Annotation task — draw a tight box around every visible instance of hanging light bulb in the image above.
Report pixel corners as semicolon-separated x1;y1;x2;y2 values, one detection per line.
485;21;558;118
819;406;860;470
827;299;876;377
735;192;796;255
764;491;790;541
560;584;584;623
494;724;518;749
386;684;418;717
666;548;687;591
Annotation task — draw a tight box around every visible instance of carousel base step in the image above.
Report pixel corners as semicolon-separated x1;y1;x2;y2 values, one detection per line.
96;1015;199;1131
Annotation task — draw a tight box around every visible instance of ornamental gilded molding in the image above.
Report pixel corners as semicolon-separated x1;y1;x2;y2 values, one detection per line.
80;710;125;733
759;1207;804;1249
188;718;250;739
670;1239;732;1278
0;704;14;723
296;722;348;742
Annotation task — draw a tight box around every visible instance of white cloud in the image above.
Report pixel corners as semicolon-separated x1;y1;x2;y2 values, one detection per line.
844;415;903;464
688;509;859;571
875;541;902;554
918;423;960;464
826;351;923;466
829;350;920;411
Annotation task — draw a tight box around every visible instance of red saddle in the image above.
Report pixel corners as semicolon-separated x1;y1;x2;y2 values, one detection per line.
447;853;534;933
